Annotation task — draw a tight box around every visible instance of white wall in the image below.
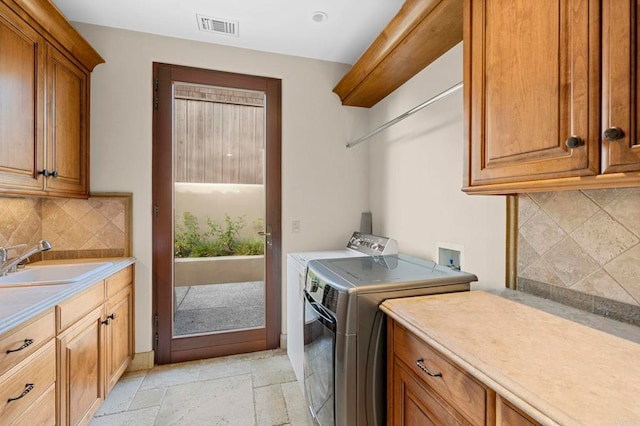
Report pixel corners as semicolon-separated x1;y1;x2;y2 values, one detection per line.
76;23;370;353
368;43;506;290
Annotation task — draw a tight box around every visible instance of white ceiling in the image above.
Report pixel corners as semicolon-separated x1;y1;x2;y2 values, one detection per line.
51;0;404;65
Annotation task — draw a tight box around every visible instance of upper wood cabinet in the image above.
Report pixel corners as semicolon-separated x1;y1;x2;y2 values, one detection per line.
333;0;463;108
0;2;45;193
0;0;103;198
601;0;640;173
45;46;89;196
464;0;640;194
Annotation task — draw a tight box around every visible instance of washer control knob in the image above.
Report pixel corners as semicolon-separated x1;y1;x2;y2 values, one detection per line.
310;278;319;293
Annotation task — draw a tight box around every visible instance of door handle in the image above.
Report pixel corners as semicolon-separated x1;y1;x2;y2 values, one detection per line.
258;226;272;248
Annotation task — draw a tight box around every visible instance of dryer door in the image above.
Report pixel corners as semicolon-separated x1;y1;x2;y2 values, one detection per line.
303;290;336;425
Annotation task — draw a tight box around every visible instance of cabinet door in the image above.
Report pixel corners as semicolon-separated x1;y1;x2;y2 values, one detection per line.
391;359;468;425
496;395;540;426
57;305;104;426
0;3;45;193
601;0;640;173
105;285;133;395
45;46;89;196
465;0;600;187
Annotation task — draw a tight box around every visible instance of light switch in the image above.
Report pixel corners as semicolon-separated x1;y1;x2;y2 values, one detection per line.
292;220;300;233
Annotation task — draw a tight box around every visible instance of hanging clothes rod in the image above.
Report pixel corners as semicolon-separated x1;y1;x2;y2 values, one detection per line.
346;81;464;148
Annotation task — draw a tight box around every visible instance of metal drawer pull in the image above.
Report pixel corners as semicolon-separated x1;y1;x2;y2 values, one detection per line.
7;383;34;403
416;358;442;377
6;339;34;354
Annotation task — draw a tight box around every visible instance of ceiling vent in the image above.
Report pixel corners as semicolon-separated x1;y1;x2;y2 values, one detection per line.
196;14;239;37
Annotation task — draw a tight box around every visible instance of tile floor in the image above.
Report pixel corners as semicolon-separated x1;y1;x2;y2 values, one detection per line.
174;281;265;336
91;349;313;426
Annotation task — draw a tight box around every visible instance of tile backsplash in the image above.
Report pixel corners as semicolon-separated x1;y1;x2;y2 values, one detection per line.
0;197;43;254
0;194;131;261
518;189;640;325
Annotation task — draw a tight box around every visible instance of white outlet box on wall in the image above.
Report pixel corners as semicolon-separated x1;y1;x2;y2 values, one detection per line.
436;241;464;271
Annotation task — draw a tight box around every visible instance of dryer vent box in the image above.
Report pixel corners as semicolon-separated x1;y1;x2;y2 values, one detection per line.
436;242;463;271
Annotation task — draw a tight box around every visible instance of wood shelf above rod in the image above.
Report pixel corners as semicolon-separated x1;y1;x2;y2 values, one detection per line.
333;0;462;108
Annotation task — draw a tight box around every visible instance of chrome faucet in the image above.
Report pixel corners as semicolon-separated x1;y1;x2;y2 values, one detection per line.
0;240;52;276
0;244;27;267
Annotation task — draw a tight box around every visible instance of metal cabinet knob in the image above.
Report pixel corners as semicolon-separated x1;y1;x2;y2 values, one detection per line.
565;136;584;149
603;127;625;142
38;170;59;178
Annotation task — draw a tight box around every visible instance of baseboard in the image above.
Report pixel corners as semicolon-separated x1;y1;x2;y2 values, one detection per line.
280;333;287;349
127;350;154;371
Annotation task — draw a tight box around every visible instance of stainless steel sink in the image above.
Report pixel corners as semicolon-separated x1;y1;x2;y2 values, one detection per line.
0;262;114;286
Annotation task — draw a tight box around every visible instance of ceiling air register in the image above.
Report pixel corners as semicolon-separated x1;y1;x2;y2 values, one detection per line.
196;14;239;37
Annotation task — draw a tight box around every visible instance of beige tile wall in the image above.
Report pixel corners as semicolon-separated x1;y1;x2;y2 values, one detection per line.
0;194;131;260
0;197;43;251
518;189;640;307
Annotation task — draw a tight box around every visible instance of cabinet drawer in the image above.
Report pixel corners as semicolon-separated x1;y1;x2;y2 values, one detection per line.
57;281;105;333
106;265;133;299
0;309;55;377
11;382;55;426
394;359;471;425
394;324;486;425
0;340;55;424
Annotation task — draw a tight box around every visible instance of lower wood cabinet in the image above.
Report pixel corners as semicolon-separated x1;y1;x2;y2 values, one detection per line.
104;266;134;394
388;319;539;426
12;382;56;426
55;264;134;426
393;360;471;425
0;309;55;377
57;305;104;426
0;264;135;426
496;395;538;426
0;308;56;424
0;339;56;424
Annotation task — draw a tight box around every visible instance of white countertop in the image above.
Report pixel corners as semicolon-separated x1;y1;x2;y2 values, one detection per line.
381;291;640;426
0;257;135;335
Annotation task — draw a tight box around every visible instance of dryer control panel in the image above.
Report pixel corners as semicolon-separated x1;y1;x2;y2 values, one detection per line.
347;232;398;256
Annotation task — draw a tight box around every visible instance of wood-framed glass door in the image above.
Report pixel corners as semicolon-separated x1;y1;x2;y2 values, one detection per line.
152;63;282;364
